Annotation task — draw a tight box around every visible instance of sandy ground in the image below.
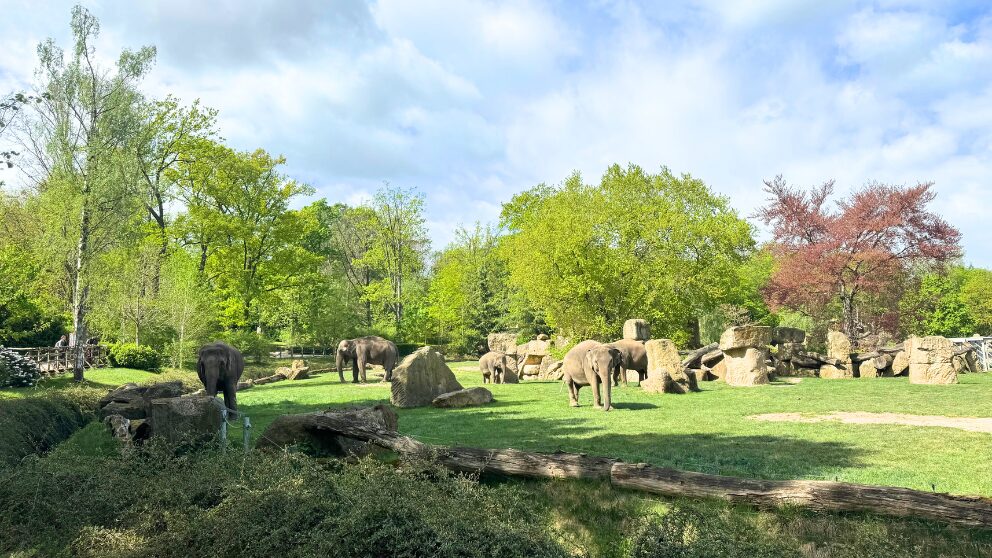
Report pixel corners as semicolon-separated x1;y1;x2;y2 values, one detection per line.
750;411;992;434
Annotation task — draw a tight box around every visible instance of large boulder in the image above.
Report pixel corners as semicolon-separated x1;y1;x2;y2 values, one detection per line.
772;327;806;345
820;331;854;379
642;339;697;394
256;405;398;457
623;319;651;341
891;350;909;376
906;336;958;385
98;381;184;420
487;332;518;355
724;347;769;386
147;395;226;445
432;387;494;408
390;347;464;408
719;326;772;351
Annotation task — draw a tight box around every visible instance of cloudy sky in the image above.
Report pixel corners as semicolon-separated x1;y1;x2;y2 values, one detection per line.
2;0;990;265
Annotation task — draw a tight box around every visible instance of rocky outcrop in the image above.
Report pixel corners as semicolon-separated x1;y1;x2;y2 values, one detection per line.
147;395;227;445
719;326;771;386
390;347;464;408
772;327;806;345
256;405;398;457
432;387;494;408
906;336;958;385
487;332;518;355
623;319;650;341
98;381;184;420
642;339;698;394
892;350;910;376
820;331;854;379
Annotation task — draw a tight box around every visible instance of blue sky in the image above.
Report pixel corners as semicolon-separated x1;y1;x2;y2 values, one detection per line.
1;0;990;266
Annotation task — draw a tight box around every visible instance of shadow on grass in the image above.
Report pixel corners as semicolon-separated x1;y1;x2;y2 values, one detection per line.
611;402;658;410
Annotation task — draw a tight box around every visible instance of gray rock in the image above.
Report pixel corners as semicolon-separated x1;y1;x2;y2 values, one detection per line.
148;395;226;445
256;404;398;457
719;326;772;351
431;387;494;408
390;347;464;408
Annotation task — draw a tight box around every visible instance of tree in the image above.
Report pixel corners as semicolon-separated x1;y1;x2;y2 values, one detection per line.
12;6;154;379
362;185;429;336
159;249;216;368
756;177;961;341
501;164;755;343
326;204;380;328
426;224;511;354
961;268;992;335
900;266;992;338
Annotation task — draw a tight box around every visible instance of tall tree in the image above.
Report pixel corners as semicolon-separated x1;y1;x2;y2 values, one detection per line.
12;6;154;379
501;164;755;343
328;204;380;328
757;176;961;341
362;185;429;335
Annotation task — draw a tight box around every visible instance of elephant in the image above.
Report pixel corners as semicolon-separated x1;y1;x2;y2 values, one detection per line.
607;339;648;386
561;340;622;411
197;341;245;413
336;336;399;383
479;351;515;384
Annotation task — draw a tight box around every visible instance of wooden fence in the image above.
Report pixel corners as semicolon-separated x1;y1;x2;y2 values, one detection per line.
7;345;110;376
269;346;333;359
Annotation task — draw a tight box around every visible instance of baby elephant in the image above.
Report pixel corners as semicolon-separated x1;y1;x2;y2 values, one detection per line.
197;341;245;413
561;340;622;411
479;351;515;384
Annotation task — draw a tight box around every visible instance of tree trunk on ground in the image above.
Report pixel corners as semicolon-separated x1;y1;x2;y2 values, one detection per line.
681;342;719;369
278;412;992;529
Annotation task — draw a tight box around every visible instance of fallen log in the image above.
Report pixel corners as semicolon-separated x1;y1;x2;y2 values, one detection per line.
285;410;992;529
872;353;894;370
681;342;719;369
851;351;880;363
700;349;724;367
611;463;992;529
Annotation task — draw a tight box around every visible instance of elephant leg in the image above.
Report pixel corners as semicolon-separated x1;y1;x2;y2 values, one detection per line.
591;375;603;409
222;380;238;415
568;380;580;407
602;374;612;412
352;359;360;383
357;356;368;383
384;364;394;382
482;372;489;384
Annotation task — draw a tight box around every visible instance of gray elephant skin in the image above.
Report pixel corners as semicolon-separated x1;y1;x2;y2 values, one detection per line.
197;341;245;412
562;340;622;411
608;339;648;386
336;336;399;383
479;351;513;384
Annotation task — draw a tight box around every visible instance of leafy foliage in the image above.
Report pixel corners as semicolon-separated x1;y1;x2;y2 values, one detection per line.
0;388;99;466
0;347;43;388
757;176;961;340
501;164;756;343
108;343;162;372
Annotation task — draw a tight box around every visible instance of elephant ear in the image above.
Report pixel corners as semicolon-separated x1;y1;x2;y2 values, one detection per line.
584;350;597;373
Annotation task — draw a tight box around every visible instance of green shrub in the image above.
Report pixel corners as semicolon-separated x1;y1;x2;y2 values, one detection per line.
219;331;269;363
0;347;43;388
629;505;803;558
0;444;570;557
0;388;100;467
108;343;163;372
395;342;422;357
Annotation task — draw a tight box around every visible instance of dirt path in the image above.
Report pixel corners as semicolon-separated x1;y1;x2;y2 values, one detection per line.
750;412;992;434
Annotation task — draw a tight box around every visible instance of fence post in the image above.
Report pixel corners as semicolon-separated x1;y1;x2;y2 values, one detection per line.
242;415;251;453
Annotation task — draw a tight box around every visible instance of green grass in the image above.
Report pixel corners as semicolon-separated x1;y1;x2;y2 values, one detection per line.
19;358;990;497
5;360;992;557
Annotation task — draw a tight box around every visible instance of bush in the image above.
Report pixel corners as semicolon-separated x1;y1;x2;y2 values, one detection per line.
0;445;571;557
219;331;269;363
0;347;43;388
0;388;100;467
108;343;163;372
395;342;422;357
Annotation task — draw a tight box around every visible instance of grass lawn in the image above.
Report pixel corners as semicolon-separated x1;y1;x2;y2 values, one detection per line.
19;358;992;497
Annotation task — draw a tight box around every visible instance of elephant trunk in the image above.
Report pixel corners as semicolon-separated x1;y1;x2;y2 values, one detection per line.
336;350;345;383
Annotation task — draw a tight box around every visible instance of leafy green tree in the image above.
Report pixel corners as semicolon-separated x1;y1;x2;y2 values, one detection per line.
0;245;65;346
159;249;217;368
11;6;154;379
961;269;992;335
901;266;991;337
501;164;755;344
361;185;429;336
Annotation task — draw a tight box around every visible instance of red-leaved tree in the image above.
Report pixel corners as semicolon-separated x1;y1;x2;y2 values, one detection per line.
756;176;961;340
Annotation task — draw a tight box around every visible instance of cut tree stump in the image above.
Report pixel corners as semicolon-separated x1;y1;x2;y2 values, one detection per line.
269;409;992;529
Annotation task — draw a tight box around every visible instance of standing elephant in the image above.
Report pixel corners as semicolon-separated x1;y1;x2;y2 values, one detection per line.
608;339;648;386
561;340;622;411
197;341;245;413
479;351;515;384
336;336;399;383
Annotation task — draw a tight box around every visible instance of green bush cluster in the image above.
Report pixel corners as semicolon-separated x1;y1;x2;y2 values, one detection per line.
108;343;163;372
394;342;422;357
219;331;269;363
0;347;43;387
0;388;100;467
0;444;570;558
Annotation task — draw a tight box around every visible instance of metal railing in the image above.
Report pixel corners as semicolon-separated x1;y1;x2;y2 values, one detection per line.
6;345;110;376
948;337;992;371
